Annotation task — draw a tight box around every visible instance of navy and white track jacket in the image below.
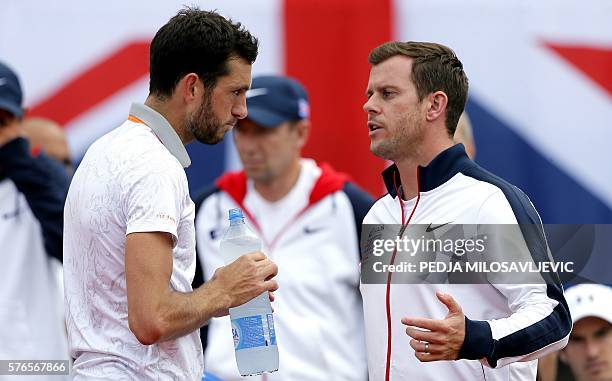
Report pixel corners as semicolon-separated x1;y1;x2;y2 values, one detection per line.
360;144;571;381
0;137;69;367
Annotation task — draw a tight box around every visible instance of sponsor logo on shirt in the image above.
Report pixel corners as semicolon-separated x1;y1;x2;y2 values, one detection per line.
303;225;325;235
209;229;219;240
156;212;176;224
425;222;452;232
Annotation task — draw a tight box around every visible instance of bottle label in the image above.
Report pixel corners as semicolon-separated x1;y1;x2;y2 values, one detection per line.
231;314;277;350
266;314;276;345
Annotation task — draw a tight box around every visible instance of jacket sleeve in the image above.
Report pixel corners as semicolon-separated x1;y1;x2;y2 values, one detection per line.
0;137;69;263
342;181;375;245
458;190;571;368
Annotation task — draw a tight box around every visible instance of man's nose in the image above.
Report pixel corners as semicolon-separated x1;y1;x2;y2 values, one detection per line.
363;96;380;115
233;95;248;120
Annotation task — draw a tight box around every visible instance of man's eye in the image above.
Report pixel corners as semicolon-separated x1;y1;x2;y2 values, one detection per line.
595;328;611;339
383;91;393;98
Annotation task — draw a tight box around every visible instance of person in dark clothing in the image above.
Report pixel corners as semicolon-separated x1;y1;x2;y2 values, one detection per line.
0;61;70;367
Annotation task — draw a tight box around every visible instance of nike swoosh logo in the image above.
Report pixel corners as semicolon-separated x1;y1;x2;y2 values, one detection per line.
2;209;21;220
209;229;219;240
0;78;7;87
425;222;452;232
246;88;268;98
303;226;325;235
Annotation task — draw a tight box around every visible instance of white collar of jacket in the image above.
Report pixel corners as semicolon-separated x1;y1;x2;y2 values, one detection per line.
382;143;470;198
216;161;349;208
129;102;191;168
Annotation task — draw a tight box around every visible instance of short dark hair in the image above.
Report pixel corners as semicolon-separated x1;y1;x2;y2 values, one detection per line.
149;7;259;98
369;41;468;136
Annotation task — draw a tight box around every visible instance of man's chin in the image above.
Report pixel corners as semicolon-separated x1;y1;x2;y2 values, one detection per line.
194;135;219;145
370;144;393;161
196;129;230;145
243;168;271;183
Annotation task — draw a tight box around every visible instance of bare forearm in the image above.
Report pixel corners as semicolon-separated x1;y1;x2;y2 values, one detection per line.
155;281;230;342
126;232;277;345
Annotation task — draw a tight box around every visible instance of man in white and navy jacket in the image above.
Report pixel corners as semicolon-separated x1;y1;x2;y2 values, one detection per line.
194;75;373;381
0;61;70;377
360;41;571;381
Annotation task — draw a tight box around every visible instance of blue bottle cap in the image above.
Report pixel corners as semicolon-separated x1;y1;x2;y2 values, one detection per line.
228;208;244;221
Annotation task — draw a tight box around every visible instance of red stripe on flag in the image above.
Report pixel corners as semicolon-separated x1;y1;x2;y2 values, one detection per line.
545;43;612;96
284;0;392;197
28;41;150;126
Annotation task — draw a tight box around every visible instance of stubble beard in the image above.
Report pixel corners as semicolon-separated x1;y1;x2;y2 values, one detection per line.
186;89;228;145
371;110;424;162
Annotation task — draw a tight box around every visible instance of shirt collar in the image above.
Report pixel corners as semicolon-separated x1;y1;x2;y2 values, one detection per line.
128;103;191;168
382;143;471;197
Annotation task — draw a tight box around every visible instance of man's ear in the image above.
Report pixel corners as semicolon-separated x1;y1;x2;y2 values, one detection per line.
425;91;448;123
177;73;201;104
559;349;568;364
294;119;310;149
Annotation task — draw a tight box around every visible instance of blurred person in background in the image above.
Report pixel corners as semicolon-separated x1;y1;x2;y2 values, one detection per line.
544;284;612;381
62;8;279;380
0;61;70;378
22;117;73;174
453;112;476;159
195;75;372;381
21;116;74;359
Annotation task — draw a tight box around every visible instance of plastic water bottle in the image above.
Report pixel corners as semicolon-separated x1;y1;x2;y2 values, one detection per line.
220;208;279;376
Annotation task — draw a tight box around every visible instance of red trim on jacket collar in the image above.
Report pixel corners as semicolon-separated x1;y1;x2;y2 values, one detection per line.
215;170;248;204
308;162;349;205
215;162;350;207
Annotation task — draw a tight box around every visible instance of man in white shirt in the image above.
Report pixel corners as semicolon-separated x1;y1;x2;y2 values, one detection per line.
63;8;278;380
195;75;373;381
